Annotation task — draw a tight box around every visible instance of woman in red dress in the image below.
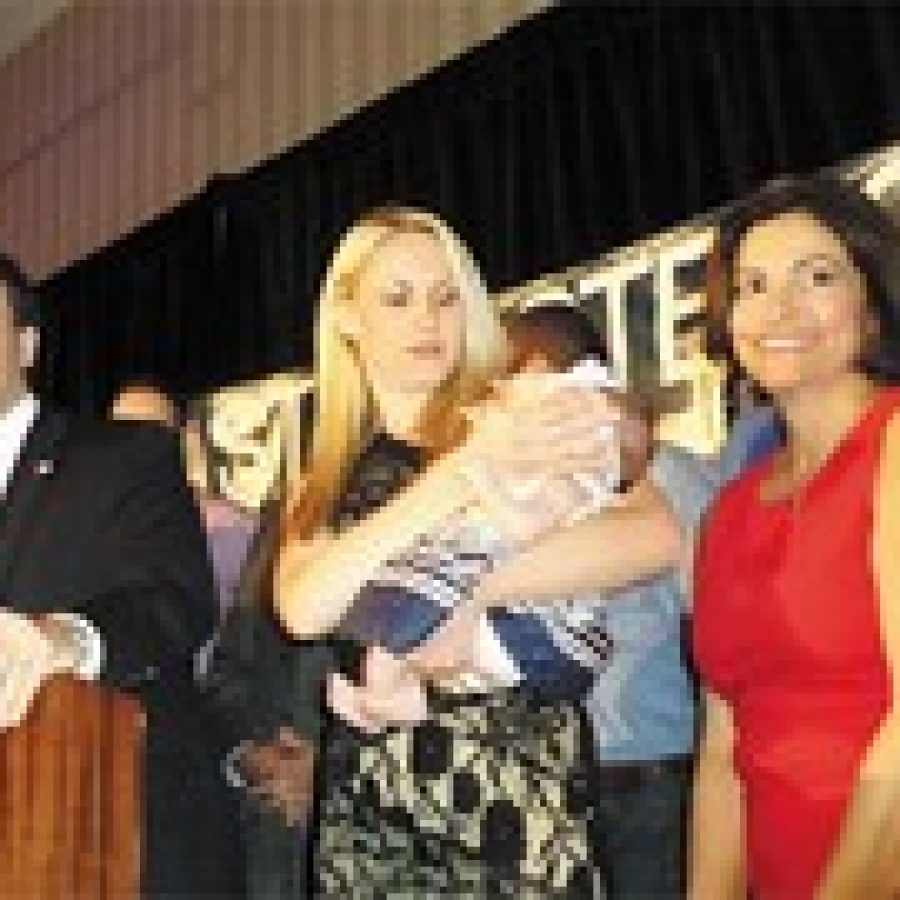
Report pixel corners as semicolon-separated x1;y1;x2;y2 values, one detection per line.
690;175;900;899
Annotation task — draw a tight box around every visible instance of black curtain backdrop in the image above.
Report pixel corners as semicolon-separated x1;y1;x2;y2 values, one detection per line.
37;1;900;410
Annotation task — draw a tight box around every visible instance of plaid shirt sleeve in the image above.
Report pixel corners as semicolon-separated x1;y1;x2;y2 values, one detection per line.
339;510;508;653
341;510;612;699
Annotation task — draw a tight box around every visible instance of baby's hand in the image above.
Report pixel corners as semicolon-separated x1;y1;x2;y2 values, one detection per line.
327;646;429;734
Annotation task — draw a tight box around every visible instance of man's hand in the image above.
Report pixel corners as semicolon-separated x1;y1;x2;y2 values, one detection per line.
240;728;316;827
0;608;74;731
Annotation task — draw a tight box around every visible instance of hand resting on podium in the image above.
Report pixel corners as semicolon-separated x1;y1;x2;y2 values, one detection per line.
0;607;99;730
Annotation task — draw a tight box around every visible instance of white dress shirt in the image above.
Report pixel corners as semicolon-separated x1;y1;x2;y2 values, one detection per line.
0;391;39;496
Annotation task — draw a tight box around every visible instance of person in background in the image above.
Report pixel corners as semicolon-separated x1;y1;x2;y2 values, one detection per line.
498;303;710;898
109;377;181;426
111;379;323;900
718;392;781;483
204;390;331;900
691;174;900;899
111;383;265;599
110;384;257;658
182;399;258;624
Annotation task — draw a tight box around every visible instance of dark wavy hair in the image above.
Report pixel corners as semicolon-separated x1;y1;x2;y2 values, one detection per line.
0;249;41;328
707;174;900;385
502;303;608;373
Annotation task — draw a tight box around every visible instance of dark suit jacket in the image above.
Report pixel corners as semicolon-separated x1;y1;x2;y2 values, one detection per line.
0;409;244;898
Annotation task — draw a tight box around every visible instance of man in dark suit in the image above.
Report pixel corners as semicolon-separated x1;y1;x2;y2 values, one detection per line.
0;250;245;897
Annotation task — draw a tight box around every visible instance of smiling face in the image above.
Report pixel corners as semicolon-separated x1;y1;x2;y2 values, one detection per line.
728;211;877;397
343;230;466;396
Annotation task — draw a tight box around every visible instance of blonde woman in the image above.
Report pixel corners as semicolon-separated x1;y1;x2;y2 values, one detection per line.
275;209;679;895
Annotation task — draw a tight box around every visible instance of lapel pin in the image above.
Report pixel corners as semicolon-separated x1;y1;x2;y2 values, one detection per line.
35;460;55;477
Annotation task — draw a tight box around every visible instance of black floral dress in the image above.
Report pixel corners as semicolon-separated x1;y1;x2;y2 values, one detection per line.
315;433;594;898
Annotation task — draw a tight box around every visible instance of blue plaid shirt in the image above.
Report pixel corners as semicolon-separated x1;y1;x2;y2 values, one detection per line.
585;410;779;761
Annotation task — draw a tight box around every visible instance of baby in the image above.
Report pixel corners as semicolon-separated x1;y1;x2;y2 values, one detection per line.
330;306;646;730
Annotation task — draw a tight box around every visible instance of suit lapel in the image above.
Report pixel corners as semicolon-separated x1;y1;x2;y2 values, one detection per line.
0;409;71;599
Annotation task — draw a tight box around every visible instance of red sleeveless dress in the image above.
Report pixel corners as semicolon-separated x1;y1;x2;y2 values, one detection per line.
693;388;899;899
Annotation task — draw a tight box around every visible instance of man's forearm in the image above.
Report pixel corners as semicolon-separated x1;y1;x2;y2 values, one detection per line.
475;487;680;609
78;585;202;690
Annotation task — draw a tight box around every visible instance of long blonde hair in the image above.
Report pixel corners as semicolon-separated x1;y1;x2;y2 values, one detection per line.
283;208;507;542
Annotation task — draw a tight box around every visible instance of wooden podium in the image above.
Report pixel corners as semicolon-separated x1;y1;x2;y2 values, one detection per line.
0;677;143;899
